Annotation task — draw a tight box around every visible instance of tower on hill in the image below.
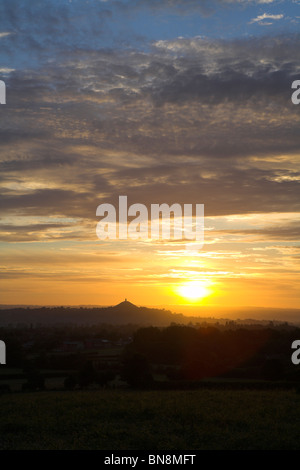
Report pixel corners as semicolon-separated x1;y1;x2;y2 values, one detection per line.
114;299;137;310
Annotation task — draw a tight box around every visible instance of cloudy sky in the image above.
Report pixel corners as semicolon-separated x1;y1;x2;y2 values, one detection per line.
0;0;299;312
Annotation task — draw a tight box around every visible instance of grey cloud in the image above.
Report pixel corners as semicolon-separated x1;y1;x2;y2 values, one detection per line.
1;160;299;223
0;188;94;218
108;165;300;216
212;224;300;242
148;68;296;106
0;223;71;232
0;223;82;242
1;33;299;238
147;35;300;105
5;34;299;112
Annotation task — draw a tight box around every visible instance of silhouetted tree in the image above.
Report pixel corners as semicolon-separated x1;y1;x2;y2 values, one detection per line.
22;366;45;391
78;361;96;388
121;352;153;388
262;358;285;381
64;374;78;390
95;370;116;387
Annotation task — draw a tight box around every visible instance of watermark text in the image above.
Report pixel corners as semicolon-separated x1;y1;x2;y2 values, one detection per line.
0;80;6;104
0;340;6;364
291;80;300;105
291;340;300;365
96;196;204;251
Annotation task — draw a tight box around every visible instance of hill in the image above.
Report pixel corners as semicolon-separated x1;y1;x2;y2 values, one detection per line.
0;300;186;327
0;300;294;327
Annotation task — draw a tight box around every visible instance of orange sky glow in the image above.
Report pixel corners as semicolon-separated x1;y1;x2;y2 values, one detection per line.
1;2;300;319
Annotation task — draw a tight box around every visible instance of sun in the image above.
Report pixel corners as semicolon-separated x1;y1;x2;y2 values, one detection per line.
176;280;211;302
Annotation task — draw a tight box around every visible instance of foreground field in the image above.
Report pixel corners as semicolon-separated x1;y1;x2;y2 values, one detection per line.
1;389;300;450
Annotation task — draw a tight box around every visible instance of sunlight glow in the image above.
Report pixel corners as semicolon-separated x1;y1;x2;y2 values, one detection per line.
176;280;211;302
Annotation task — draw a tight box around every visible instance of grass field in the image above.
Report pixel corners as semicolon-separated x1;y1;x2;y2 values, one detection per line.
1;389;300;450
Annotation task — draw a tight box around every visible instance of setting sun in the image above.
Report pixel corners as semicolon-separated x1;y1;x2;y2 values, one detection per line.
177;281;211;302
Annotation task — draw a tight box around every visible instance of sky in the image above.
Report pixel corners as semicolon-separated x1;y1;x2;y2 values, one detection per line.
0;0;300;313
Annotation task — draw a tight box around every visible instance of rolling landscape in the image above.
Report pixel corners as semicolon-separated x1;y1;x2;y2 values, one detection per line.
1;300;299;326
1;300;300;450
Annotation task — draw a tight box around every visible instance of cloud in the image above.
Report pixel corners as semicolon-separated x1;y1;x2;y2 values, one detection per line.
0;32;12;38
250;13;284;24
0;222;84;242
211;222;300;242
1;33;300;242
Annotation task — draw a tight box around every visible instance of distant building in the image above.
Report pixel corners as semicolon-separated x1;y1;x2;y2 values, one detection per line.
58;341;85;352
